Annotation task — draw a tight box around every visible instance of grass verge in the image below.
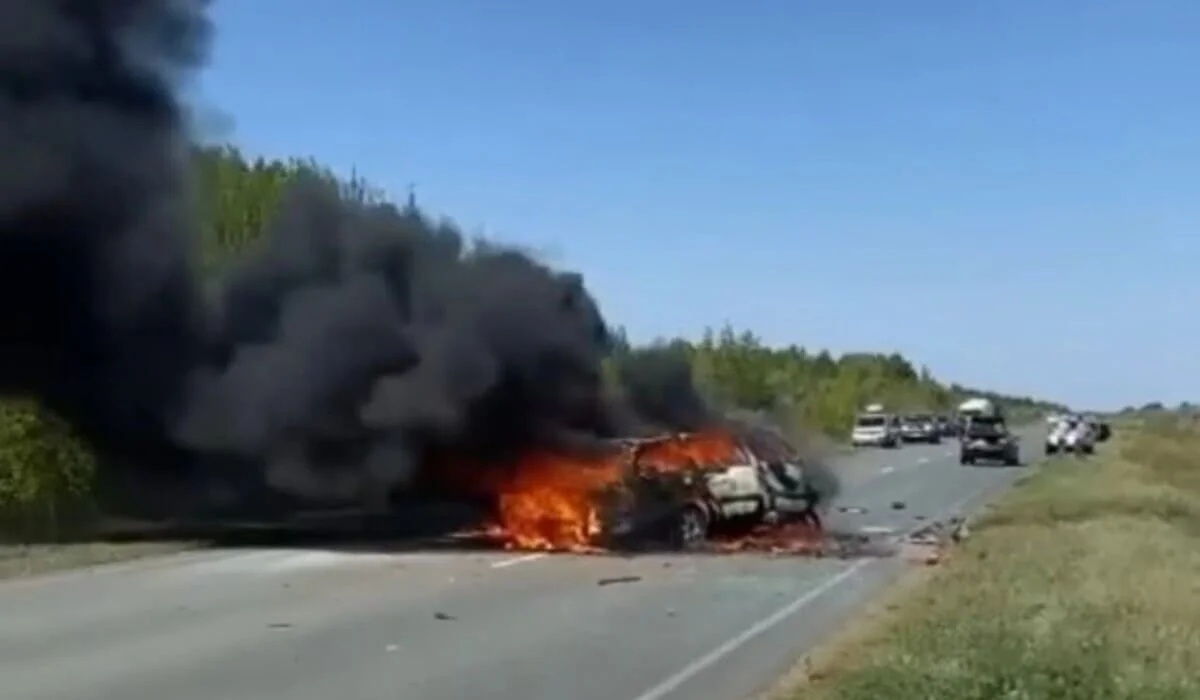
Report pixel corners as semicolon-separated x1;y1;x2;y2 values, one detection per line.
0;540;199;581
776;417;1200;700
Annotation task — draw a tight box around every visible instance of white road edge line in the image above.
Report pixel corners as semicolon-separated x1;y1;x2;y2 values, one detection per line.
631;460;1018;700
629;559;870;700
490;552;548;569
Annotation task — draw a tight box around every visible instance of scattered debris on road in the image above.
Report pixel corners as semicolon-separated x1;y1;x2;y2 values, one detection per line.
899;516;970;565
837;506;867;514
267;622;292;629
434;611;456;621
891;501;907;510
597;575;642;586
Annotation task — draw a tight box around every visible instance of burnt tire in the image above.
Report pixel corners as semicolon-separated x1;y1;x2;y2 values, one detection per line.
673;505;710;551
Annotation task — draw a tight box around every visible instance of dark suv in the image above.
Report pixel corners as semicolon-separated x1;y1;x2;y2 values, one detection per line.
960;416;1020;466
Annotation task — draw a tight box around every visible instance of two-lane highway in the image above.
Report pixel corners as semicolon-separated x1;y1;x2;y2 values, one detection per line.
0;431;1039;700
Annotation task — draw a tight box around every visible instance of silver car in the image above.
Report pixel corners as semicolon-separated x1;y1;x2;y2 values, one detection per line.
851;413;902;448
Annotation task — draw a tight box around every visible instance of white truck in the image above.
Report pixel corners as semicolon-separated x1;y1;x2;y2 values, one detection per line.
958;397;1000;419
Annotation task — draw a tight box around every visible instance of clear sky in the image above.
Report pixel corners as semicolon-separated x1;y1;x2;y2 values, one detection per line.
198;1;1198;410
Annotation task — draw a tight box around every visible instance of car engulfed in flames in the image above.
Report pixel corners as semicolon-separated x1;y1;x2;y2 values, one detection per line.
482;428;828;552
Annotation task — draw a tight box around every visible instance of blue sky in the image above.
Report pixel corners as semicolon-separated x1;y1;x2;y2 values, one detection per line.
198;1;1197;410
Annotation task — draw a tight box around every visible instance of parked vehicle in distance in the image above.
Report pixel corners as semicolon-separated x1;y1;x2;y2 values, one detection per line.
850;412;902;448
960;415;1021;466
1066;417;1096;454
1083;414;1112;442
1045;418;1071;455
900;413;942;444
1046;415;1095;455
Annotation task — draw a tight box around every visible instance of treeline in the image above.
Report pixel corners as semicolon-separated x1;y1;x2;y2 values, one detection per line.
0;146;1060;540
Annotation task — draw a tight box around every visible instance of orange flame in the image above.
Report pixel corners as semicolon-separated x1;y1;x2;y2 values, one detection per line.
490;431;741;551
494;450;623;551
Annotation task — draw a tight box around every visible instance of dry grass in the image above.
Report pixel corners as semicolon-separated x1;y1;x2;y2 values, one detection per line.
0;540;198;580
778;418;1200;700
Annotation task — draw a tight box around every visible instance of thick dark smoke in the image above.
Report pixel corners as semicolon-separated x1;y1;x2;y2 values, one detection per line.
0;0;210;469
178;177;624;505
613;345;714;432
0;0;838;518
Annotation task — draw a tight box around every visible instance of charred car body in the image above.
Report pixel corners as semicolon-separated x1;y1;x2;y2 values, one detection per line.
959;415;1021;466
601;431;825;550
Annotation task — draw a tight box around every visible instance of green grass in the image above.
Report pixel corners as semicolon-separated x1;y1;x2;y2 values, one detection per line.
780;418;1200;700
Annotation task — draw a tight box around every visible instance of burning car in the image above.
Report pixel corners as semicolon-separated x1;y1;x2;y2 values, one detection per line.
598;431;825;551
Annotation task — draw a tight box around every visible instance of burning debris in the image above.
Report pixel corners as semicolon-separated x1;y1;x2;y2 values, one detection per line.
0;1;842;549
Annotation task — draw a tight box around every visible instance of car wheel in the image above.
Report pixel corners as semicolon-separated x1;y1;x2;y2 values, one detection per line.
674;505;710;551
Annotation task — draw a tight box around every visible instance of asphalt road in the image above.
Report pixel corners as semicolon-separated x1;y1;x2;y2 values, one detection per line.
1;429;1041;700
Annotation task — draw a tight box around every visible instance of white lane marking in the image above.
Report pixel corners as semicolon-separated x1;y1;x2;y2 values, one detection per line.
879;465;894;474
859;525;895;534
630;560;870;700
490;552;548;569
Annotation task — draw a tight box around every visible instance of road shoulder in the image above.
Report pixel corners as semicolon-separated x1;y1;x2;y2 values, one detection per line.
767;421;1200;700
0;540;198;581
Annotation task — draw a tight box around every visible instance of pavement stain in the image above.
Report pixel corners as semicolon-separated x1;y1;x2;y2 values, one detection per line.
597;575;641;586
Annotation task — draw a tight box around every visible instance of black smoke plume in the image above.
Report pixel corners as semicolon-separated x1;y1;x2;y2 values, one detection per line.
0;0;210;469
0;0;838;519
